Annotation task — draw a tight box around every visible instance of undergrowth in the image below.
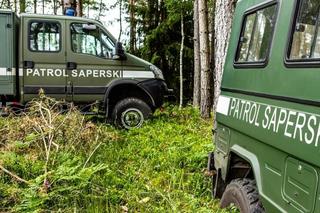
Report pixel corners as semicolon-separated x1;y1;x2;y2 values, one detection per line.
0;96;234;212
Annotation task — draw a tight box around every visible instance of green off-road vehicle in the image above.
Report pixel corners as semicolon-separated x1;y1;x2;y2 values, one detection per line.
208;0;320;212
0;10;170;129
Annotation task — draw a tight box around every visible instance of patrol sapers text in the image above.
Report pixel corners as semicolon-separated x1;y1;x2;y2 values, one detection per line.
26;68;122;78
228;97;320;147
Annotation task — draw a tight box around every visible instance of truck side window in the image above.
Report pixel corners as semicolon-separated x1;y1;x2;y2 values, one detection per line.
289;0;320;60
70;23;115;59
235;4;277;63
29;22;60;52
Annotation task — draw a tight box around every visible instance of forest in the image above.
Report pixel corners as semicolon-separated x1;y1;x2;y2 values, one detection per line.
0;0;236;117
0;0;239;212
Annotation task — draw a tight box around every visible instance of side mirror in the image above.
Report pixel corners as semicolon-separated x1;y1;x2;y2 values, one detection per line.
113;42;127;60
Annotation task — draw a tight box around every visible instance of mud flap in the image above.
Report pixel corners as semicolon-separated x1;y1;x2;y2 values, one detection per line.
208;152;226;198
207;152;215;172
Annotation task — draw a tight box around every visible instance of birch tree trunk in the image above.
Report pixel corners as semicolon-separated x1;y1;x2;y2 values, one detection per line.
118;0;123;41
13;0;17;11
42;0;45;14
214;0;236;108
193;0;201;108
53;0;57;15
179;12;185;108
199;0;212;118
98;0;103;19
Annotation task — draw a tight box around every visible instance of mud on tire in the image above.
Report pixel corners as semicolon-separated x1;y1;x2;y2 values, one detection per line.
220;178;264;213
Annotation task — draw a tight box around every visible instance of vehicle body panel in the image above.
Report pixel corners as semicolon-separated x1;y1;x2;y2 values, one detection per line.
212;0;320;212
0;11;168;111
0;10;17;96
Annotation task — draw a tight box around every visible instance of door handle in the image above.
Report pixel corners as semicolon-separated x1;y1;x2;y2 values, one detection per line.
67;62;77;70
66;81;73;94
23;61;35;69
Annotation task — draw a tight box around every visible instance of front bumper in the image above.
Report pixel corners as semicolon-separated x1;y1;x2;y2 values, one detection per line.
138;79;171;108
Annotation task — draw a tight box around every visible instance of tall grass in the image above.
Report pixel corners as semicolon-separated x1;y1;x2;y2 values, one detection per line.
0;97;233;212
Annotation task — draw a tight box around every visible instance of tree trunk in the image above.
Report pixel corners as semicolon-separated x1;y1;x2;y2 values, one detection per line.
19;0;26;13
214;0;236;109
13;0;17;11
118;0;123;41
193;0;201;108
53;0;57;15
62;0;65;15
77;0;83;17
42;0;45;14
199;0;212;118
33;0;37;13
98;0;103;19
129;0;136;53
179;12;185;108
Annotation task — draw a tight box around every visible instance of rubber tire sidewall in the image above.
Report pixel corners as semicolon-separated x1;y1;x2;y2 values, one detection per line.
112;98;152;129
220;179;264;213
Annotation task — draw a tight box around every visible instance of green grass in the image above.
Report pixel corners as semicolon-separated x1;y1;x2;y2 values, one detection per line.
0;100;234;212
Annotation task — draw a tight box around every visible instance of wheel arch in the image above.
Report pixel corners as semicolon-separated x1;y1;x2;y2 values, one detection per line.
104;79;156;118
227;144;262;191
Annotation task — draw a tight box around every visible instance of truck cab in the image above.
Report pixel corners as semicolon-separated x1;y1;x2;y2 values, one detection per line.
209;0;320;212
0;10;169;129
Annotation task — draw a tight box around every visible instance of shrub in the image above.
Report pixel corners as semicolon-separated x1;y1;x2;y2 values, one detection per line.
0;99;235;212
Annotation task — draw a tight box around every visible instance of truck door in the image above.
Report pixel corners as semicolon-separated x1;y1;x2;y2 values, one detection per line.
22;18;66;102
0;12;15;96
66;21;122;103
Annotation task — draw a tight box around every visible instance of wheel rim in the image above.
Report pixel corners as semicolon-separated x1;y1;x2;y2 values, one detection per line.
121;108;144;129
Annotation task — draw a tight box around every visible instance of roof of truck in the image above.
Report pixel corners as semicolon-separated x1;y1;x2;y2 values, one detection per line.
19;13;101;24
0;10;103;25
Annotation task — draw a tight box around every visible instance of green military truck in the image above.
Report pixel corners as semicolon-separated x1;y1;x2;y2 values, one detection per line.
0;10;169;129
208;0;320;212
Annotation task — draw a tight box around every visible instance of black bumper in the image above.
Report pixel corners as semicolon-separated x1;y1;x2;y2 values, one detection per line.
138;79;171;108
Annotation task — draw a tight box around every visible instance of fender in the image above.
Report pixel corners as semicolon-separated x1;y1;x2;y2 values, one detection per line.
229;145;262;189
229;144;286;213
103;79;156;116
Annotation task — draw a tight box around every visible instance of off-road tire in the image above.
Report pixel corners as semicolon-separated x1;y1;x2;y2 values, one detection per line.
112;98;152;129
220;178;264;213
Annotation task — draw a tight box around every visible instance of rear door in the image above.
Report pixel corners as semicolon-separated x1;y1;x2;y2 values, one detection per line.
66;21;122;103
22;17;66;101
0;12;14;95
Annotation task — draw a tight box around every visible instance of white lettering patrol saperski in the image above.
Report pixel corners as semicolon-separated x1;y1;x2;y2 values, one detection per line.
26;68;122;78
216;96;320;147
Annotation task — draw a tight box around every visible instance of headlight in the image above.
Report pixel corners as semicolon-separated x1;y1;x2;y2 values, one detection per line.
150;65;164;80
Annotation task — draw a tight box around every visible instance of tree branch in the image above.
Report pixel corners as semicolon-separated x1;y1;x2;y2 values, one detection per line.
0;164;30;184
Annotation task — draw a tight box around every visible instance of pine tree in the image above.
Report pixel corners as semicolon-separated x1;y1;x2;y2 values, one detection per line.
193;0;201;108
214;0;236;109
199;0;212;118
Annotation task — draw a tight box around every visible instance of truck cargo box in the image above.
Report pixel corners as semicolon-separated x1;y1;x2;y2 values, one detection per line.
0;10;18;96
